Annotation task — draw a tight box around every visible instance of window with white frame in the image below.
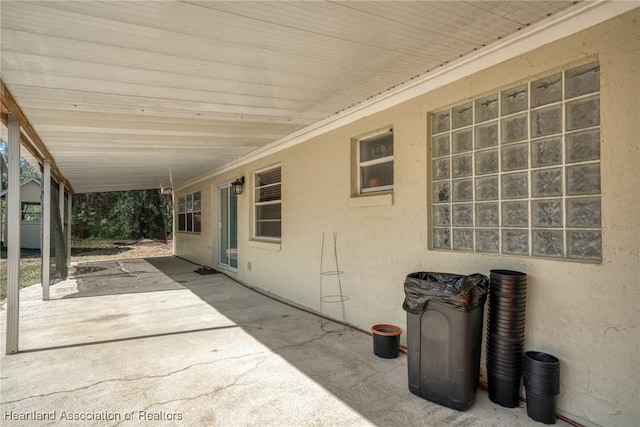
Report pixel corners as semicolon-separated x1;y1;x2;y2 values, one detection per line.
358;129;394;194
430;62;602;262
254;166;281;240
21;202;41;221
177;191;201;233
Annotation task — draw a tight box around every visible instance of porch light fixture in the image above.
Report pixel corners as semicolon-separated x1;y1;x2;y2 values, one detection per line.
231;177;245;195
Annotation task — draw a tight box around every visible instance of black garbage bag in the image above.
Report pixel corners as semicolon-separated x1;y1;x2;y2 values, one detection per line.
403;272;488;313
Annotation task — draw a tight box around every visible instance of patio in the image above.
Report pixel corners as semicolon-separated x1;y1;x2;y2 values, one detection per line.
0;256;569;426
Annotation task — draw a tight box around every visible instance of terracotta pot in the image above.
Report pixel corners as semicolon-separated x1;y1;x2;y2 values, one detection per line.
371;324;402;359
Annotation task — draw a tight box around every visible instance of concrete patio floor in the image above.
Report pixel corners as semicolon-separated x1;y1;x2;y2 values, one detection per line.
0;256;570;426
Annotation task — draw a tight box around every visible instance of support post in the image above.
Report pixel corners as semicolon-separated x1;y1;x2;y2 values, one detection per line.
0;154;5;248
171;190;176;255
6;114;21;354
42;159;51;301
59;179;65;231
66;193;72;267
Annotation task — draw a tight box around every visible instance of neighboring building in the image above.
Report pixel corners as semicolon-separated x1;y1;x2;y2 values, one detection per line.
0;178;41;249
174;11;639;427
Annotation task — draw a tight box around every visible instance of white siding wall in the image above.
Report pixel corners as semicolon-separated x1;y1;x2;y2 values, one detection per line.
3;181;42;249
176;10;640;427
19;221;40;249
20;180;41;203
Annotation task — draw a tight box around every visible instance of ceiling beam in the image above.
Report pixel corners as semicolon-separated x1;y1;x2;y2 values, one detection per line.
1;80;74;193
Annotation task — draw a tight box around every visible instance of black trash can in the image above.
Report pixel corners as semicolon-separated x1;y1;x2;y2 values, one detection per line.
403;272;488;411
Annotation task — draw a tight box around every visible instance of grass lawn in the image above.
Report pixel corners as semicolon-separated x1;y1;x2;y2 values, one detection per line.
0;248;41;300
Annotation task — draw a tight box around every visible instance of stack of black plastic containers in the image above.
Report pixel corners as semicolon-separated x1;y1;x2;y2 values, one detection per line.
486;269;527;407
523;351;560;424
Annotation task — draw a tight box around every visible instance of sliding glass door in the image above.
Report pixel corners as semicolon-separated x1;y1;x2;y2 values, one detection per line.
218;185;238;270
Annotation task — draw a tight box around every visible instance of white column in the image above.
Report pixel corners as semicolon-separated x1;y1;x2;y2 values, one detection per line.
6;114;21;354
66;193;72;267
42;159;51;301
172;190;176;255
0;154;5;248
59;179;65;231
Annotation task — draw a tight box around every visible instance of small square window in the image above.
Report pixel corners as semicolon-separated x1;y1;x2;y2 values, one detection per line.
21;202;42;221
358;130;393;194
177;191;202;233
254;166;282;240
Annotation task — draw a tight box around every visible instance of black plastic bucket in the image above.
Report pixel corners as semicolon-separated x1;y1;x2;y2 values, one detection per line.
523;352;560;395
490;269;527;281
489;303;527;312
487;359;523;373
526;390;557;424
488;374;521;408
371;324;402;359
523;351;560;424
488;309;527;320
489;324;526;334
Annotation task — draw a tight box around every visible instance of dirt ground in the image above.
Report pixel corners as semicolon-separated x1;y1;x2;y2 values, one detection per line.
67;239;172;276
70;238;172;262
0;239;173;300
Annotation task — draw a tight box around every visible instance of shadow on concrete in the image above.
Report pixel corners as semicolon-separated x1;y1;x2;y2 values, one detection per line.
141;256;424;426
20;325;239;354
11;255;561;426
25;255;547;426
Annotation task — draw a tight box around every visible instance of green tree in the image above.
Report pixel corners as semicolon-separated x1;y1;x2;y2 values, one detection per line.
19;158;40;182
72;190;172;241
1;141;172;242
0;140;41;188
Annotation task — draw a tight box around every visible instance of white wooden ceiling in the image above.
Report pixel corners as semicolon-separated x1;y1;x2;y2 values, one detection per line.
1;1;585;193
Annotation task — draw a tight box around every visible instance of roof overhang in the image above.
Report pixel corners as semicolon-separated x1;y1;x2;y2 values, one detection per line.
1;1;637;193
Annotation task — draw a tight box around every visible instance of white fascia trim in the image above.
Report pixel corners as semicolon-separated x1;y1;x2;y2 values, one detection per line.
177;1;638;192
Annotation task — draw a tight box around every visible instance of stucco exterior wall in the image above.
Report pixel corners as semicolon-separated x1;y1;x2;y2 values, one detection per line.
176;10;639;427
174;181;215;267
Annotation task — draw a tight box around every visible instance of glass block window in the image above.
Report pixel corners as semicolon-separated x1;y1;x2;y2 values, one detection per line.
178;191;201;233
254;166;281;240
430;62;602;262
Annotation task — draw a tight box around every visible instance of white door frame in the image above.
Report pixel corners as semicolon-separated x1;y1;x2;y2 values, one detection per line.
217;184;238;271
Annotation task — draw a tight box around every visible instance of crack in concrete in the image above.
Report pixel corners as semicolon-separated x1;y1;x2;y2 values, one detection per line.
352;368;387;385
109;358;269;427
0;352;268;406
273;331;330;352
348;360;405;386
